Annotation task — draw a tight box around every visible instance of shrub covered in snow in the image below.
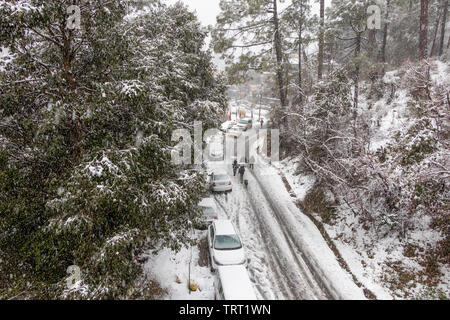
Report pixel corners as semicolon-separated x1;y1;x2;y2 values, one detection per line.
286;59;449;298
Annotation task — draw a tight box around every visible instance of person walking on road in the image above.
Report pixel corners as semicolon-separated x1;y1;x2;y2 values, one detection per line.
239;165;246;184
249;155;255;170
232;159;238;176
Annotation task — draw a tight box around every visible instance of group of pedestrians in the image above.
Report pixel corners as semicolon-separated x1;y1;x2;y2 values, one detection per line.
232;156;256;186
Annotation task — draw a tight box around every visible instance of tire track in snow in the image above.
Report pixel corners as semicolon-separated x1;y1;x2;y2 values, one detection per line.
244;179;327;300
213;168;322;299
248;166;333;300
205;128;331;300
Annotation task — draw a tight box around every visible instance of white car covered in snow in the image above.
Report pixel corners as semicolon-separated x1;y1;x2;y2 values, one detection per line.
207;220;246;271
227;125;244;138
237;118;252;131
214;265;257;300
197;197;219;229
220;121;236;132
208;172;232;193
209;140;224;160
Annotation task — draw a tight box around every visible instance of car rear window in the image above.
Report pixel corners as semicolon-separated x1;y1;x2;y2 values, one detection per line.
214;235;242;250
214;174;228;181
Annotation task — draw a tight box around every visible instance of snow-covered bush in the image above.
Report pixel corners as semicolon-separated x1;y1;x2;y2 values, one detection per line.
294;60;449;252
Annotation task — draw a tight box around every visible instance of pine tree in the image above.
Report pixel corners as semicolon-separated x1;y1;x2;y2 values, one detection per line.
380;0;391;75
328;0;373;111
318;0;325;80
420;0;429;59
212;0;288;110
0;0;226;299
284;0;312;105
438;0;448;56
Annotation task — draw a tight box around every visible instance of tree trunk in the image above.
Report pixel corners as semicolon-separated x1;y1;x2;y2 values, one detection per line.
298;29;303;104
298;2;304;105
419;0;429;60
430;1;442;57
272;0;287;110
354;32;361;113
60;25;84;160
381;0;391;75
368;29;377;61
439;0;449;55
61;28;76;91
318;0;324;80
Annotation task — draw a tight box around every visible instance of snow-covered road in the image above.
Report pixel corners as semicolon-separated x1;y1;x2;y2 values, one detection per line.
212;164;329;300
206;124;366;300
146;118;366;300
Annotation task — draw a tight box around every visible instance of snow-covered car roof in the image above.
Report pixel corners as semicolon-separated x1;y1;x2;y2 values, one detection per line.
221;121;233;128
198;197;216;209
217;265;257;300
213;220;236;235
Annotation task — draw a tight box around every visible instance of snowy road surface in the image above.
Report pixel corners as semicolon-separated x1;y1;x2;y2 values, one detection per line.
206;122;365;300
145;117;366;300
212;164;329;300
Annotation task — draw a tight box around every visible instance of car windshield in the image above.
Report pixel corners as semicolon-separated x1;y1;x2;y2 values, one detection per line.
240;120;248;124
214;235;242;250
214;174;228;181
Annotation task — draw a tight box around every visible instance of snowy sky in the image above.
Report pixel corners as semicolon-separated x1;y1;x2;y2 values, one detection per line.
164;0;220;27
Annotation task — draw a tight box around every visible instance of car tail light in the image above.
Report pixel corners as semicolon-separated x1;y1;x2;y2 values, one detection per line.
228;182;232;186
213;216;218;220
212;183;216;187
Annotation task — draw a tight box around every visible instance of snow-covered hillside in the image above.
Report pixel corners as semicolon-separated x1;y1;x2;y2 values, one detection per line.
278;59;450;300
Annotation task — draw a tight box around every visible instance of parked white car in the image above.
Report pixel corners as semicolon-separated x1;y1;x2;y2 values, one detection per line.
208;220;246;271
208;172;233;193
221;121;235;132
237;118;252;131
207;135;224;160
210;143;223;159
198;197;219;229
214;265;257;300
228;125;244;138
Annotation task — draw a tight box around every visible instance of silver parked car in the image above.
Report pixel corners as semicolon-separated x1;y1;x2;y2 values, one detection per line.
208;172;233;193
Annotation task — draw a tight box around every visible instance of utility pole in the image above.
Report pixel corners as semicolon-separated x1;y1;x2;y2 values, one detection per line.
259;87;262;122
